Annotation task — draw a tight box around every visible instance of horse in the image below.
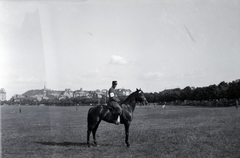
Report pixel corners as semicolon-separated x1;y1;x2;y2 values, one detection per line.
87;88;147;147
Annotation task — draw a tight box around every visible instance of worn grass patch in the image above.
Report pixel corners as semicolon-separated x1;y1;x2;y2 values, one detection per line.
1;105;240;158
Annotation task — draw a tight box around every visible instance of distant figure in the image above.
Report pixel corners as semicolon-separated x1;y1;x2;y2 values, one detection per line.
19;106;21;113
162;102;166;109
236;100;239;109
108;81;122;125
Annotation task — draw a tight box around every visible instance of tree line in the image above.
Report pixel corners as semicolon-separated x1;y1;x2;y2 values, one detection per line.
144;80;240;107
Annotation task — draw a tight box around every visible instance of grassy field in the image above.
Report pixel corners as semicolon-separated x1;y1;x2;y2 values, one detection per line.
1;105;240;158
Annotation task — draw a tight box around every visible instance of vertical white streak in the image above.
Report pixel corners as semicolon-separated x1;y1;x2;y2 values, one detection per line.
39;5;58;88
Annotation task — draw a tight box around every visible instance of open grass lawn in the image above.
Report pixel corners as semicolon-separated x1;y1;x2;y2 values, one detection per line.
1;105;240;158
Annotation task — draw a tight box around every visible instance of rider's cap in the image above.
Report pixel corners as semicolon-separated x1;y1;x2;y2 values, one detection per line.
112;81;118;85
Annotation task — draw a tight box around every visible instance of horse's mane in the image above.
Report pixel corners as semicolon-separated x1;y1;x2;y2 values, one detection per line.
123;90;137;104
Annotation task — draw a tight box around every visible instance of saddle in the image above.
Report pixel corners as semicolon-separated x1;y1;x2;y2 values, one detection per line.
106;105;116;114
106;103;122;115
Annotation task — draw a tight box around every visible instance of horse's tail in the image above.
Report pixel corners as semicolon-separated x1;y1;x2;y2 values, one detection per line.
87;107;93;124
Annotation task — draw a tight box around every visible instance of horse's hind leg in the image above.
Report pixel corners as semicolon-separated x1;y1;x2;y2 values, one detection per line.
87;121;100;147
92;121;101;146
87;122;96;147
87;128;92;147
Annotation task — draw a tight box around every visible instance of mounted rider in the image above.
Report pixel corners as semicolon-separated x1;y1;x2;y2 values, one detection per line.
108;81;122;125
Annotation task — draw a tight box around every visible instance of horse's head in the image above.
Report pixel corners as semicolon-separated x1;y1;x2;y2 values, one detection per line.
135;88;148;105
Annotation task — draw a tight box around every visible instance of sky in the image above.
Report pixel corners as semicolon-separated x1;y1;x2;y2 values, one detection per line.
1;0;240;100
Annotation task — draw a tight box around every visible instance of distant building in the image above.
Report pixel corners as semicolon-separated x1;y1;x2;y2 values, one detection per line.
28;85;49;101
12;94;25;102
31;94;45;101
42;84;49;100
43;85;46;97
49;90;62;98
92;89;108;99
63;89;73;98
15;87;132;102
0;88;6;101
101;89;108;94
73;88;92;98
115;88;131;97
124;89;131;96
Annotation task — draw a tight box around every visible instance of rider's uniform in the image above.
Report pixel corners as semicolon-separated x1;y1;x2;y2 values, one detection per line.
108;87;122;115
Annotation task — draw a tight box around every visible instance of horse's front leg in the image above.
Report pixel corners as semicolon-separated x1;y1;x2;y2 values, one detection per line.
124;122;130;147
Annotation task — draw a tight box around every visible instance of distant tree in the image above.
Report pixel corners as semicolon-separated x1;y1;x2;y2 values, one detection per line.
227;81;239;99
218;81;228;99
180;86;192;101
206;84;218;100
145;92;155;103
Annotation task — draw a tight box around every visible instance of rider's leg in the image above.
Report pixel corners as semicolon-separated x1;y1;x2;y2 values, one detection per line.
114;104;122;125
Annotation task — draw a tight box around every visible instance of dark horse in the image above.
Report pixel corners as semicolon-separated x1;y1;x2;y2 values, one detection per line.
87;88;147;147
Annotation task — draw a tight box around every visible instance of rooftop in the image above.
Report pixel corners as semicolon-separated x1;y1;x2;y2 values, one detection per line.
0;88;6;94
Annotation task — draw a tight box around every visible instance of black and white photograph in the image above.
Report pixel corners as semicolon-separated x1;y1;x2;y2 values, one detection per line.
1;0;240;157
